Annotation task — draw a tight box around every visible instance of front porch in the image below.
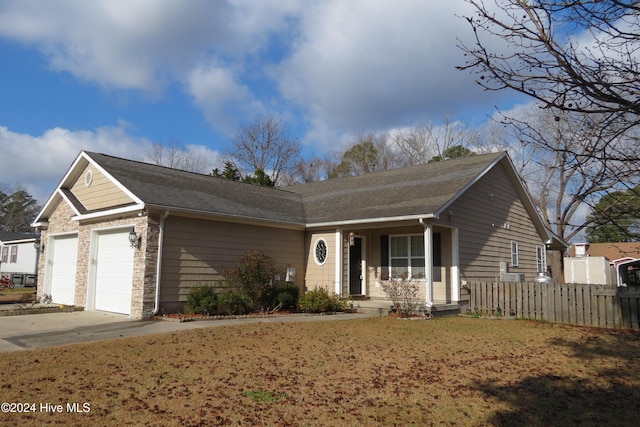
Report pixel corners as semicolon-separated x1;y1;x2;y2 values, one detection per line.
349;296;462;318
340;222;462;310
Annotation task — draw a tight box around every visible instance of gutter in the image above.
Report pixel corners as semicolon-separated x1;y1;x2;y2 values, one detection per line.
152;210;170;316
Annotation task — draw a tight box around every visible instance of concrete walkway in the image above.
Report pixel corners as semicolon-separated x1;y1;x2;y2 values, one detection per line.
0;309;377;353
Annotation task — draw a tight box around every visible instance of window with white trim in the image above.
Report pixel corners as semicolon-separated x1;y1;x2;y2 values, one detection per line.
1;246;7;263
536;245;546;273
314;238;328;265
511;241;519;267
389;235;425;279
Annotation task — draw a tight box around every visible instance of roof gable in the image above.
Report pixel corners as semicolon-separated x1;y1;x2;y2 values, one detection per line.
69;163;135;211
286;153;506;225
84;152;306;226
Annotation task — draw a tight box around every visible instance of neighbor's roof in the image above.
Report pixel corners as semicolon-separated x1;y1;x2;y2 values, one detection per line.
0;232;37;243
286;152;506;225
568;242;640;260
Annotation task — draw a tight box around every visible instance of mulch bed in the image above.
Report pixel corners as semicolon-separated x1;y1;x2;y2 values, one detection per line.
154;310;356;323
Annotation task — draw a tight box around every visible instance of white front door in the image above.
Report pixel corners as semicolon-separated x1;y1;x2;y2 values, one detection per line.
49;235;79;305
94;230;134;315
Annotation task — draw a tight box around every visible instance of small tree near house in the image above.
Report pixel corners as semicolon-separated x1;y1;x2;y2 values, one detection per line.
223;250;299;312
381;277;420;318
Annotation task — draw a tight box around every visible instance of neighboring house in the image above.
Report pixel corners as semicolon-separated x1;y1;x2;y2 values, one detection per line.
565;242;640;286
0;232;39;286
32;151;565;319
567;242;640;261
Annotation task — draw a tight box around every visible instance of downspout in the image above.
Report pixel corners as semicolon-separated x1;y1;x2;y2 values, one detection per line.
419;218;434;308
152;211;170;315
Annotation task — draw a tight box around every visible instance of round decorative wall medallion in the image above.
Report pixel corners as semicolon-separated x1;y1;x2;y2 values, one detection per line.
84;169;93;187
314;238;328;265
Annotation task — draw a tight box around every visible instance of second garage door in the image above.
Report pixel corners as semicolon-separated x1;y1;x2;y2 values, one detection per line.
94;230;134;315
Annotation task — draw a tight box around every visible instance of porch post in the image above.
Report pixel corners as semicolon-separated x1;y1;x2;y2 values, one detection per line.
335;229;342;295
421;220;434;307
451;227;460;302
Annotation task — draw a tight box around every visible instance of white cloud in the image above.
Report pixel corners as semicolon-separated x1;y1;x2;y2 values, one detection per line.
0;0;519;151
0;124;154;202
186;64;264;134
271;0;491;136
0;0;242;91
0;122;225;203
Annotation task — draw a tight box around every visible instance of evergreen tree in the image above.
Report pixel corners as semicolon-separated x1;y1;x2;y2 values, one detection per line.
0;189;41;233
586;188;640;242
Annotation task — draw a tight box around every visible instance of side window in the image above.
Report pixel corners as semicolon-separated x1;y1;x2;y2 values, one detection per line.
536;245;546;273
511;241;519;267
10;246;18;263
1;246;7;263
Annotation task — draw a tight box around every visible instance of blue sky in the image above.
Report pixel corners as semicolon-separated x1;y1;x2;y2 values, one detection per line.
0;0;524;202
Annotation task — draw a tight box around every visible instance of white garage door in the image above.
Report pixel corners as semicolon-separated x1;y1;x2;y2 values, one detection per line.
49;235;78;306
94;230;134;315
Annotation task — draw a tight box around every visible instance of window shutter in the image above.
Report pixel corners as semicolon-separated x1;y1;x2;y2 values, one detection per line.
380;235;389;280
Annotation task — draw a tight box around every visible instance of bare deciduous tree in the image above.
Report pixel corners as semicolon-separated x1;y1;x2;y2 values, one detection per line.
503;106;637;276
458;0;640;245
290;155;335;184
146;139;211;173
225;116;301;186
390;119;480;166
458;0;640;165
330;132;399;178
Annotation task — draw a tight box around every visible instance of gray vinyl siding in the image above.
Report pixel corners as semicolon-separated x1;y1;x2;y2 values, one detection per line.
442;162;543;282
159;216;305;312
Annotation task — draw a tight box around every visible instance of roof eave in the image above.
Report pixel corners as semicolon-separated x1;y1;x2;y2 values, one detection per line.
71;203;147;222
144;204;307;230
306;213;438;228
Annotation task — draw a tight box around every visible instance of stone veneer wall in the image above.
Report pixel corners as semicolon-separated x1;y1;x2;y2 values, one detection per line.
78;215;150;319
36;199;156;319
140;213;161;319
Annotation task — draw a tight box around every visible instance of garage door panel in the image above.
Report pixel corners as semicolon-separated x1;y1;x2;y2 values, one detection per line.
94;231;134;315
49;236;78;306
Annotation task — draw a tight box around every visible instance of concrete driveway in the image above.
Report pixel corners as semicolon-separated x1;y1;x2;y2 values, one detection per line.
0;310;375;353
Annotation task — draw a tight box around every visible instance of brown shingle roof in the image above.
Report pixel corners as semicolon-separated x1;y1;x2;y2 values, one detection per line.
86;152;306;226
286;152;505;224
83;151;506;227
569;242;640;260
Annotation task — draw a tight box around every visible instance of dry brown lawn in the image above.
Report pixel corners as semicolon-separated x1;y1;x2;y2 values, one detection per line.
1;316;639;426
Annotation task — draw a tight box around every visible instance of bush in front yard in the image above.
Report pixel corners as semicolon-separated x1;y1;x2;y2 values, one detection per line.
186;284;217;314
381;277;420;318
223;250;298;311
271;282;300;311
298;288;348;313
216;291;252;315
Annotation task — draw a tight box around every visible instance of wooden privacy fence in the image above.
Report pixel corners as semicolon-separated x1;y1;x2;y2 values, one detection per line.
466;281;640;330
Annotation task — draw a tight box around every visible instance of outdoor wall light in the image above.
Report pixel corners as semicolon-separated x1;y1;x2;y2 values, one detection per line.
128;227;141;249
